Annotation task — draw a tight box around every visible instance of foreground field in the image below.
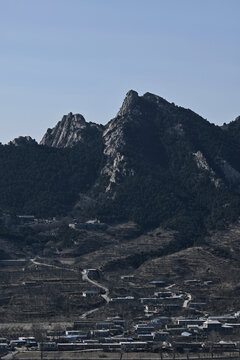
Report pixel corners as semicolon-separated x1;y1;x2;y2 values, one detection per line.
12;350;240;360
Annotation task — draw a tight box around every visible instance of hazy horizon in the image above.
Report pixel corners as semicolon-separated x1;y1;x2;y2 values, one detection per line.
1;0;240;144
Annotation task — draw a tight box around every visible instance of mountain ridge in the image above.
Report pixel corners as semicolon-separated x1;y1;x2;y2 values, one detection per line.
1;90;240;238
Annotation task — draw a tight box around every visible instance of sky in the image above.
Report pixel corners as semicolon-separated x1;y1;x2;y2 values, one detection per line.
0;0;240;144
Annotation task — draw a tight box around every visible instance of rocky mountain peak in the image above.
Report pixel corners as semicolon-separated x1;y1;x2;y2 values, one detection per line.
8;136;38;147
143;92;171;107
63;112;86;126
117;90;140;117
101;90;178;193
117;90;174;119
40;112;102;148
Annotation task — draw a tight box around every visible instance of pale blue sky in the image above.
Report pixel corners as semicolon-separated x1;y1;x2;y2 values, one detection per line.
1;0;240;144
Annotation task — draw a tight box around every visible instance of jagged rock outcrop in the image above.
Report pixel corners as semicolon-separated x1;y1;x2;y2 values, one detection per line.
8;136;38;147
193;151;221;188
101;90;179;192
39;90;240;198
117;90;141;116
40;112;103;148
102;91;139;192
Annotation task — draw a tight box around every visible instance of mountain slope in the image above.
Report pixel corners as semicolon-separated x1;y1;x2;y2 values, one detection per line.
0;132;103;216
0;90;240;239
90;91;240;235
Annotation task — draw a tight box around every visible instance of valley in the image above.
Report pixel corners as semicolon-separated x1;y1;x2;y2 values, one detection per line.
0;90;240;358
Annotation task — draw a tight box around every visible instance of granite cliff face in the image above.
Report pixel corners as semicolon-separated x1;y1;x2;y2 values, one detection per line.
100;90;185;192
39;90;240;197
40;112;103;148
101;91;138;192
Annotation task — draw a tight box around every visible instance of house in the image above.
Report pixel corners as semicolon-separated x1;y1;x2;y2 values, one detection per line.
203;319;222;331
96;322;115;330
149;280;166;287
153;332;169;341
220;325;233;334
104;337;133;343
69;219;107;230
212;341;237;352
57;343;99;351
151;318;163;329
224;323;240;329
189;301;207;310
57;343;85;351
109;328;123;336
65;330;88;337
208;315;236;323
181;331;192;337
17;215;35;224
82;290;98;297
177;318;206;327
18;337;37;347
154;291;173;298
152;316;171;325
101;343;121;351
110;318;126;327
0;259;27;267
66;334;88;342
121;275;135;281
10;340;27;348
38;342;57;351
0;338;8;344
138;333;154;341
85;219;107;229
110;296;135;303
22;281;37;286
135;324;155;334
91;330;111;338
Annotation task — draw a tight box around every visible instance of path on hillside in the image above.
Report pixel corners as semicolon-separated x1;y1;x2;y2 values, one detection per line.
183;293;192;308
79;307;101;319
30;258;110;317
30;258;78;272
164;283;192;309
82;269;110;303
165;283;176;290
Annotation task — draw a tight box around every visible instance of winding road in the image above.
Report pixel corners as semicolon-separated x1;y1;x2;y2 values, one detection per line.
29;258;110;318
30;258;78;272
183;292;192;308
81;269;110;303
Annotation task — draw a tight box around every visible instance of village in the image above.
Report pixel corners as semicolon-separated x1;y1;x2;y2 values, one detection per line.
0;217;239;359
0;262;240;359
